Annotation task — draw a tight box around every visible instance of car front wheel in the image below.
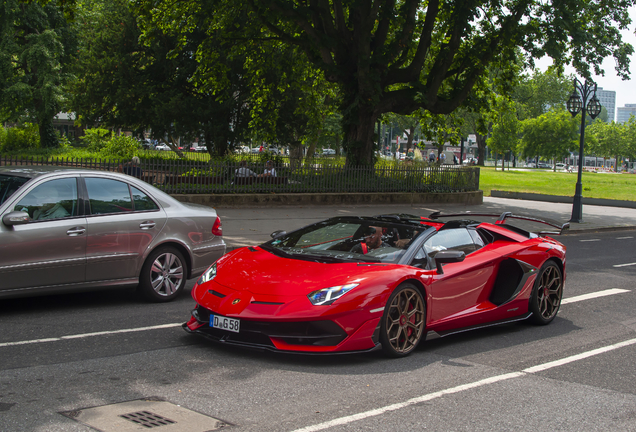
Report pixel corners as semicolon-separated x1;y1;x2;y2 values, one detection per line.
379;283;426;357
528;260;563;325
139;247;187;302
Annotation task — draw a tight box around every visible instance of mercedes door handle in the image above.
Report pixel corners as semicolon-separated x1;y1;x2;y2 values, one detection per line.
67;227;86;236
140;221;156;229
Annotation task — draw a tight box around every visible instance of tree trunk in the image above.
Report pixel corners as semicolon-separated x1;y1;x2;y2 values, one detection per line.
405;127;415;151
475;132;487;166
290;144;303;171
341;103;377;166
38;121;59;148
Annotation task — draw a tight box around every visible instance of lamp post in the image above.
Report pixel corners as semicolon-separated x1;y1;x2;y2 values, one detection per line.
566;78;602;223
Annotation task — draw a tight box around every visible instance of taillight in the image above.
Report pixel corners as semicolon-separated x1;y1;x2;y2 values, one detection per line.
212;216;222;236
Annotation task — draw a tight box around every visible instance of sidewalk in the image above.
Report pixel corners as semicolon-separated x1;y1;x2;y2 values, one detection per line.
216;196;636;251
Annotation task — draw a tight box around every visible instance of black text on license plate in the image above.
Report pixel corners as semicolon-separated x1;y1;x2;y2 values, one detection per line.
210;314;240;333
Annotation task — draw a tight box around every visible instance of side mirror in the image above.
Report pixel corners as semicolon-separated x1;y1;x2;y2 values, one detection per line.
434;250;465;274
270;230;287;239
2;211;30;226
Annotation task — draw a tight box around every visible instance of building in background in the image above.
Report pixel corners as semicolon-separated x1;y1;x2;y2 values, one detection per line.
52;112;84;139
596;87;616;122
617;104;636;124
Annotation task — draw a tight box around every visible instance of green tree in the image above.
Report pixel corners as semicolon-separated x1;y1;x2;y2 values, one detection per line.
587;120;626;171
0;0;77;148
521;109;579;167
487;96;521;171
514;69;573;120
139;0;633;166
382;113;425;154
70;0;252;157
622;117;636;168
244;41;339;162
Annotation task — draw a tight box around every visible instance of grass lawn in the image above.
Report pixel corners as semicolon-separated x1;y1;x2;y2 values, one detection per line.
479;167;636;202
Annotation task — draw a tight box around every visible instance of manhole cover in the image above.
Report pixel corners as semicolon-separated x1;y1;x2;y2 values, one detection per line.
61;398;225;432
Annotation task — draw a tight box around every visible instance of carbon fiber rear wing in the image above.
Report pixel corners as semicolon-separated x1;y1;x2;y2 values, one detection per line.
428;211;570;236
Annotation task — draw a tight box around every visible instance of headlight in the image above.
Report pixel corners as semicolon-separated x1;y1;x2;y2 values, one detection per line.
197;263;217;284
307;283;358;306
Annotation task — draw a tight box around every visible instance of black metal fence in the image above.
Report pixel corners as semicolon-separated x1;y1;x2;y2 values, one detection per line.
0;156;480;194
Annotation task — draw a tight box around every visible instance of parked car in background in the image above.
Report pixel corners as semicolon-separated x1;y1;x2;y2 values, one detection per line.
322;148;336;155
555;163;567;170
526;162;537;168
538;162;551;169
0;166;226;302
155;143;171;151
140;139;154;150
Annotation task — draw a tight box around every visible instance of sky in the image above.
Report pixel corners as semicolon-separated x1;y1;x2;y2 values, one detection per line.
536;7;636;114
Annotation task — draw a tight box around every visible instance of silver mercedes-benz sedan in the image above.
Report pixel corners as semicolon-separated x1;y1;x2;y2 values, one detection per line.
0;166;226;302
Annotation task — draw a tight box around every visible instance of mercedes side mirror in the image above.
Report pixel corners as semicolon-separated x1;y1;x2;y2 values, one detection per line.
2;211;30;226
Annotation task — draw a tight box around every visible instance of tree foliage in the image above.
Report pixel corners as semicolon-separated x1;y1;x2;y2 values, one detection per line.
69;0;253;157
136;0;634;165
0;0;77;147
487;96;521;170
587;119;635;171
521;109;579;168
513;68;573;120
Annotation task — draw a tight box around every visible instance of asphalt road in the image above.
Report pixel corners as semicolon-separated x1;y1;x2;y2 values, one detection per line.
0;230;635;431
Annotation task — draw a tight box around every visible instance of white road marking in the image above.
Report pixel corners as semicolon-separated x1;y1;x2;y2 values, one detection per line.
291;337;636;432
580;239;601;242
290;373;526;432
522;338;636;373
560;288;631;304
0;323;182;348
616;236;634;240
0;289;630;348
613;262;636;268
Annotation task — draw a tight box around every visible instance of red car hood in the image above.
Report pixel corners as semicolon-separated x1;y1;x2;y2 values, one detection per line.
213;247;379;296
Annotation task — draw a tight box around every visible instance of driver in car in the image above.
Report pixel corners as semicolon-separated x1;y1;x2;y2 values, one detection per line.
350;226;391;254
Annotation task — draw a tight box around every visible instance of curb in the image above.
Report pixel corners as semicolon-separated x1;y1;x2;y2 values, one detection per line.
172;191;483;208
490;190;636;209
563;225;636;235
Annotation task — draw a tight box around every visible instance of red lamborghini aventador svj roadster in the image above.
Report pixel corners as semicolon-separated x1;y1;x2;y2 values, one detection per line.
184;212;568;357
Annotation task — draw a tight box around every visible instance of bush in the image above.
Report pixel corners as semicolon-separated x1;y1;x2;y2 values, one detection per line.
101;135;141;159
0;126;6;150
79;128;111;152
56;132;73;151
1;124;40;153
255;150;285;166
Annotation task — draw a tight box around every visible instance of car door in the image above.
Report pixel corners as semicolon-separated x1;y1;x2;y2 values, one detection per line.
83;176;167;282
413;228;500;328
0;177;87;291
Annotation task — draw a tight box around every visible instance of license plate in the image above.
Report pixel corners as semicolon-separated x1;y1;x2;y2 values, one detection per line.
210;314;240;333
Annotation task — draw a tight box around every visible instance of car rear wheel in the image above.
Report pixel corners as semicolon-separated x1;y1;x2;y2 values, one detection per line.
139;247;187;302
380;283;426;357
528;261;563;325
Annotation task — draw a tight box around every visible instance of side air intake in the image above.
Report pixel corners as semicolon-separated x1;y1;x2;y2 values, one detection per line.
489;258;524;306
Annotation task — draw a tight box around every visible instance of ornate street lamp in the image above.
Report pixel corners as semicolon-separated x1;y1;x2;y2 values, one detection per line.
566;79;602;223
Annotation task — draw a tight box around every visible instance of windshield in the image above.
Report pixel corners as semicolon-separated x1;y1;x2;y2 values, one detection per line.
0;175;29;206
262;219;429;264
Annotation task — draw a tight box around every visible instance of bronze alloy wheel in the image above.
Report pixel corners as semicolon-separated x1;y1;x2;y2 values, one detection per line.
529;261;563;325
380;284;426;357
